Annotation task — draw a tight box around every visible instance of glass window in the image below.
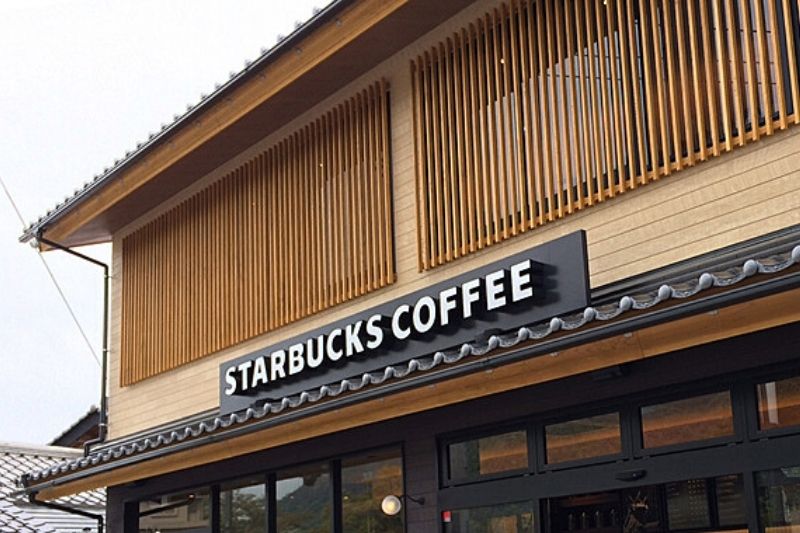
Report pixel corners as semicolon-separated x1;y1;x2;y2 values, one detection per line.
276;462;332;533
545;413;621;464
716;474;747;527
138;488;211;532
756;465;800;533
342;447;404;533
758;375;800;431
446;501;534;533
641;391;734;449
665;478;711;529
220;476;266;533
545;476;746;533
448;429;528;480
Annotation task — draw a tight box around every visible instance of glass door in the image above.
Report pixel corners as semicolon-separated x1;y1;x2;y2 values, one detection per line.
542;475;747;533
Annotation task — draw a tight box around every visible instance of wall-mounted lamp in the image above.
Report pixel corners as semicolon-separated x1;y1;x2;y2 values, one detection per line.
380;494;426;516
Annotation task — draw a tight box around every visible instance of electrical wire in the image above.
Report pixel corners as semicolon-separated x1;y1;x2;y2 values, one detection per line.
0;175;102;368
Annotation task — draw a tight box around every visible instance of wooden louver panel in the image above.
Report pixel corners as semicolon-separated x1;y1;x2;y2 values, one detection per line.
121;80;394;386
412;0;800;270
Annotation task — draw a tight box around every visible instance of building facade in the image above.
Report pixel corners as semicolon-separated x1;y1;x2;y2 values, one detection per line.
19;0;800;531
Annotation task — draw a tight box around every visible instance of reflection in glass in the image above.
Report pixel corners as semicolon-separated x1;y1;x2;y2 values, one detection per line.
341;447;404;533
757;465;800;533
277;462;332;533
665;479;710;529
448;430;528;480
758;375;800;431
546;475;746;533
220;476;266;533
545;413;621;464
448;501;534;533
641;391;734;449
138;488;211;532
716;474;747;526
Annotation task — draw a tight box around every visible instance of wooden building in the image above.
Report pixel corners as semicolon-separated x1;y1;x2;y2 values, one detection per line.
18;0;800;531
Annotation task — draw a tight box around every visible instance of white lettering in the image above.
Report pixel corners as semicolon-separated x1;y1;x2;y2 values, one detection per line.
439;286;459;326
307;335;325;368
510;260;534;302
412;295;437;334
365;314;384;350
461;278;481;319
237;361;253;392
485;270;507;311
252;356;268;388
391;304;411;340
345;321;364;357
224;366;238;396
288;343;304;375
327;328;343;361
270;350;287;381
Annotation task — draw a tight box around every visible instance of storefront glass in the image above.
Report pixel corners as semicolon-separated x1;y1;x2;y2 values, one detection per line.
756;465;800;533
757;376;800;431
545;412;621;464
219;476;267;533
341;447;404;533
544;475;746;533
276;462;332;533
446;501;534;533
138;488;212;532
448;429;528;480
640;391;734;449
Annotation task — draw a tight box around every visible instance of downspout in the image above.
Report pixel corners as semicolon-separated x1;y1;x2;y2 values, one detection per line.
36;233;109;455
28;492;104;533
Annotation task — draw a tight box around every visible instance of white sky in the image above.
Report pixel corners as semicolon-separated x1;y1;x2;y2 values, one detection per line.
0;0;319;444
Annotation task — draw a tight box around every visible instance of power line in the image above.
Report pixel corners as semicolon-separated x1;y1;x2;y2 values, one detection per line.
0;175;102;368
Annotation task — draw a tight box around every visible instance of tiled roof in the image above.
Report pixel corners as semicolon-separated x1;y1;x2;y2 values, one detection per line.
19;1;339;244
20;242;800;487
1;443;104;532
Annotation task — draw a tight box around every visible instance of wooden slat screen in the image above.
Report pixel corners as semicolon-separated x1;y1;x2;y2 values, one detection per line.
121;80;394;385
412;0;800;270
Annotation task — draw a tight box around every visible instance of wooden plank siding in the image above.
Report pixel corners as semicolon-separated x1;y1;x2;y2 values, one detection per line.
412;0;800;270
120;80;394;386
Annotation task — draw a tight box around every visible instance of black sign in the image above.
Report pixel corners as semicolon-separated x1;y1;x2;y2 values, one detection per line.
219;231;589;414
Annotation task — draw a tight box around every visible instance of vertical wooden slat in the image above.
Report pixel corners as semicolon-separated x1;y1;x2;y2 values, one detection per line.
412;60;428;271
753;0;774;134
461;29;479;249
650;0;672;175
712;0;734;151
516;3;537;225
662;0;684;170
556;0;575;212
782;0;800;122
767;0;789;128
740;0;761;140
575;0;598;203
725;0;746;146
615;0;638;189
443;39;459;256
605;0;627;192
509;1;529;228
539;0;556;218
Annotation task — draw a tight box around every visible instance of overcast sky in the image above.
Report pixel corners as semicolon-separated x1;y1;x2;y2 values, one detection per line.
0;0;319;444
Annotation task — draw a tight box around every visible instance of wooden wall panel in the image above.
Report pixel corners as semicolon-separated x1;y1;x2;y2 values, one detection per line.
120;80;394;386
412;0;800;270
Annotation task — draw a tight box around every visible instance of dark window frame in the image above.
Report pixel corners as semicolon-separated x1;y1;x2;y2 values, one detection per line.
134;443;405;533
